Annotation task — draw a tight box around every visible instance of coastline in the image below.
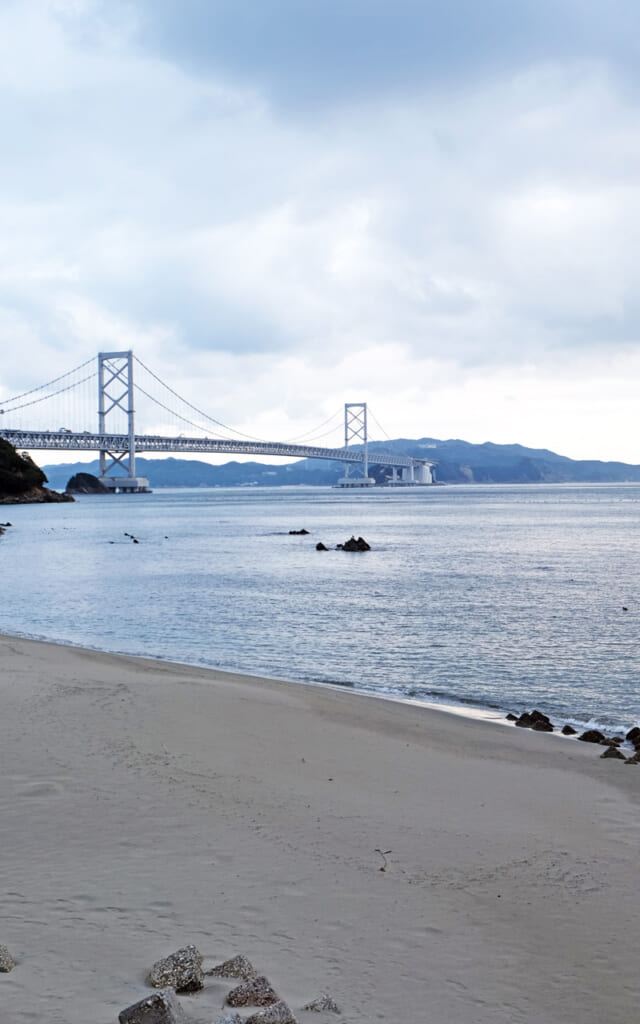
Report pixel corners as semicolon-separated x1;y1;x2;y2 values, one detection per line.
1;624;634;738
1;633;639;1023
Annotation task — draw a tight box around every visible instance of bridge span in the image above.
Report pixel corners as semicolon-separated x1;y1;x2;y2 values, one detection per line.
0;350;433;491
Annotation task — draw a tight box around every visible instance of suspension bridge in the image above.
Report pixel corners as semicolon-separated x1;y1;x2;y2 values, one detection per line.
0;351;433;492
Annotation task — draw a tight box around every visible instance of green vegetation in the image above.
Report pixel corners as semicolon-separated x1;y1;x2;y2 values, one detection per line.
0;438;73;503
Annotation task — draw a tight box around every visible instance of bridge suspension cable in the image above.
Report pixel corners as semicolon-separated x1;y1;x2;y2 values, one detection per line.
0;357;95;409
0;371;97;414
133;382;237;440
133;355;269;443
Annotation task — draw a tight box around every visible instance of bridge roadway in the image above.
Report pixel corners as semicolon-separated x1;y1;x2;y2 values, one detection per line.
0;429;427;470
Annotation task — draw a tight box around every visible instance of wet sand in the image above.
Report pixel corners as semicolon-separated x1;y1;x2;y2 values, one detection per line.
0;634;638;1023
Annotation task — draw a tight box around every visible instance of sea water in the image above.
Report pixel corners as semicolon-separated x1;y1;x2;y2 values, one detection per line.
1;483;639;731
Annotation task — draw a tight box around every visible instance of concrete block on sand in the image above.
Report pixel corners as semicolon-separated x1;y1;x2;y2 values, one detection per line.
119;989;186;1024
148;945;204;993
208;953;256;980
246;1002;298;1024
0;946;16;972
226;975;279;1007
302;994;341;1013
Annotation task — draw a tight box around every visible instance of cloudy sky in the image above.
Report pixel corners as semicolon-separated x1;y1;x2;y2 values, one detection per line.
1;0;640;463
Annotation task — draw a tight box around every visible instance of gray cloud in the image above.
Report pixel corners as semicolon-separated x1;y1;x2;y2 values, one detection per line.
1;0;640;460
121;0;640;108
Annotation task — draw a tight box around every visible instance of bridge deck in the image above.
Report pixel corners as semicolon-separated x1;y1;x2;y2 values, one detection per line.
0;430;429;469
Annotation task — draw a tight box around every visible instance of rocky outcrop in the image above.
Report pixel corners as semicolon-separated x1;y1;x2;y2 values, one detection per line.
315;542;328;551
601;745;625;760
561;724;577;735
577;729;607;744
0;438;73;504
514;710;554;732
337;536;371;551
65;472;109;495
625;726;640;748
148;945;204;993
288;529;309;535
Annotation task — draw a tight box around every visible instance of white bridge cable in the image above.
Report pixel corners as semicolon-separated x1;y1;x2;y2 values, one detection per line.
0;357;95;408
133;383;234;439
133;356;270;443
134;356;354;450
0;371;97;414
281;408;343;444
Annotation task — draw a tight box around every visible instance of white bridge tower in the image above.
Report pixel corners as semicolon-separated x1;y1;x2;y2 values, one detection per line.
337;403;375;488
97;351;149;493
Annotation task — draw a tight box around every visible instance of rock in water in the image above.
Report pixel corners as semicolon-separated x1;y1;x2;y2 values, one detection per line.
226;976;279;1007
288;529;309;535
315;542;328;551
577;729;607;744
625;726;640;748
0;946;15;972
302;994;341;1013
338;536;371;551
561;724;577;735
119;989;186;1024
246;1002;298;1024
208;954;256;980
148;945;204;993
514;710;553;732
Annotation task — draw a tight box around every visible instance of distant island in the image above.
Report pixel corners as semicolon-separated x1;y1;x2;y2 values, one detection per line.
39;437;640;490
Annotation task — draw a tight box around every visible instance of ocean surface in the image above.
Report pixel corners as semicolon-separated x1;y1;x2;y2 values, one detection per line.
1;483;639;732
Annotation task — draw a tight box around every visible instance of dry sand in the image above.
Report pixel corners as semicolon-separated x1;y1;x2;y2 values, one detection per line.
0;634;638;1024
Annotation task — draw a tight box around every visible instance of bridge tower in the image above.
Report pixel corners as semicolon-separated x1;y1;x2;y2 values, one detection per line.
97;351;149;493
336;402;375;488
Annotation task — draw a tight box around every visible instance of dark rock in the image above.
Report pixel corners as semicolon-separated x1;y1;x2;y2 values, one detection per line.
531;718;554;732
606;736;623;746
148;945;204;993
227;976;279;1007
505;713;518;722
65;472;109;495
315;542;328;551
624;752;640;764
337;536;371;552
561;724;577;735
515;710;553;731
119;989;186;1024
302;994;341;1013
625;726;640;746
246;1003;297;1024
208;954;256;980
600;746;626;760
0;945;15;972
288;529;309;535
577;729;607;744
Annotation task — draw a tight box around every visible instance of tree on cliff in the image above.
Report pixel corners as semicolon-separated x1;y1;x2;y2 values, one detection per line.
0;438;73;503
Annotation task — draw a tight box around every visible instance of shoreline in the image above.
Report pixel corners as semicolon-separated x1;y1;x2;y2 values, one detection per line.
1;626;635;739
1;633;639;1022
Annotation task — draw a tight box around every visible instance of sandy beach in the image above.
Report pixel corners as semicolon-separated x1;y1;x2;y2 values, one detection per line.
1;634;638;1023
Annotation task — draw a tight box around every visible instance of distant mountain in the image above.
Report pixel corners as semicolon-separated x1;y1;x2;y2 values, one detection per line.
42;439;640;490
